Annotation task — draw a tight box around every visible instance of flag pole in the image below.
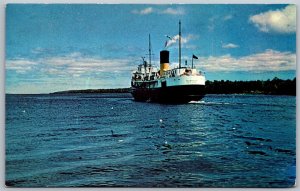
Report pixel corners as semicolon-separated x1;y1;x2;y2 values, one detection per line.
192;55;198;69
192;57;194;69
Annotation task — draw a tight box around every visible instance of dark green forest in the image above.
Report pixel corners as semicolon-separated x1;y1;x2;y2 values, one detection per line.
52;88;130;94
52;77;296;96
205;77;296;95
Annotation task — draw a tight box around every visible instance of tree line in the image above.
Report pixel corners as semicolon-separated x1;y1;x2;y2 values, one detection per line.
52;77;296;96
205;77;296;95
51;88;131;94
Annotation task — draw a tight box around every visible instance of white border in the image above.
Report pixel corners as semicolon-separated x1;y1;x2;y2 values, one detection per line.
0;0;300;4
0;1;298;191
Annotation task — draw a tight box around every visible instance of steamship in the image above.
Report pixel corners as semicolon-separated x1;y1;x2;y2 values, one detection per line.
131;21;205;103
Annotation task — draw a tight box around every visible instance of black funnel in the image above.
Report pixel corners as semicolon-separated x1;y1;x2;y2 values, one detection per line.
160;50;169;63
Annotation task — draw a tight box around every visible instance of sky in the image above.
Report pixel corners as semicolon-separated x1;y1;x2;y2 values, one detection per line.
6;4;296;94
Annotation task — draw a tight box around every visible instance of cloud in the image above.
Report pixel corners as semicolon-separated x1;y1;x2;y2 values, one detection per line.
131;7;153;15
132;7;185;15
6;59;38;73
249;5;296;34
6;53;137;93
6;53;134;77
6;49;296;94
222;43;239;49
208;14;233;31
165;34;198;48
223;14;233;21
208;16;218;31
160;7;185;15
197;49;296;72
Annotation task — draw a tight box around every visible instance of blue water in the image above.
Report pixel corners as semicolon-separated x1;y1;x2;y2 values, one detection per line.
6;94;296;187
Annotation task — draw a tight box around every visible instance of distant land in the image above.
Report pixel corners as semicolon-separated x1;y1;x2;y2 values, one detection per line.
51;88;130;94
205;77;296;95
51;77;296;96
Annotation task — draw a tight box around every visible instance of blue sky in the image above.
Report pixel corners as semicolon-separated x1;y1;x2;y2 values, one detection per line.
6;4;296;94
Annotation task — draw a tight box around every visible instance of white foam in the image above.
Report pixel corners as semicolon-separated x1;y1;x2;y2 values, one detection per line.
188;100;205;104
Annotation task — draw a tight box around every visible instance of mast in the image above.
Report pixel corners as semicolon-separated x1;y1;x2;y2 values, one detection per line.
179;20;182;68
149;34;152;66
148;34;152;81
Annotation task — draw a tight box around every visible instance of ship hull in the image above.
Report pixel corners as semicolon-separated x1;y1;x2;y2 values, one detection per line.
131;85;205;103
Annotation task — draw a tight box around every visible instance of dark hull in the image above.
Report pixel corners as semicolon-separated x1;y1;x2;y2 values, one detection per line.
131;85;205;103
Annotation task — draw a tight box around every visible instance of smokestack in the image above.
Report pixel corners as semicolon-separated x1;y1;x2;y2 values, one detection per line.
160;50;170;76
160;50;169;63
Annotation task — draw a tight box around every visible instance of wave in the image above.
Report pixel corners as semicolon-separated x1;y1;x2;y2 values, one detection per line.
188;101;237;106
189;100;295;108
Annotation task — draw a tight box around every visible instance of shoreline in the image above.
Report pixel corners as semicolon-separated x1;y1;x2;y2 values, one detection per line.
6;78;296;96
51;77;296;96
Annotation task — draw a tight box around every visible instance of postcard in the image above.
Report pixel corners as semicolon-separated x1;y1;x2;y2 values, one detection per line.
5;4;296;187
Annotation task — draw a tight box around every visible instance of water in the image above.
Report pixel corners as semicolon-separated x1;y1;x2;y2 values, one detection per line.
5;94;296;187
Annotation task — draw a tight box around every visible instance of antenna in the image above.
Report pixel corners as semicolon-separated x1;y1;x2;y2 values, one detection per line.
179;20;182;68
